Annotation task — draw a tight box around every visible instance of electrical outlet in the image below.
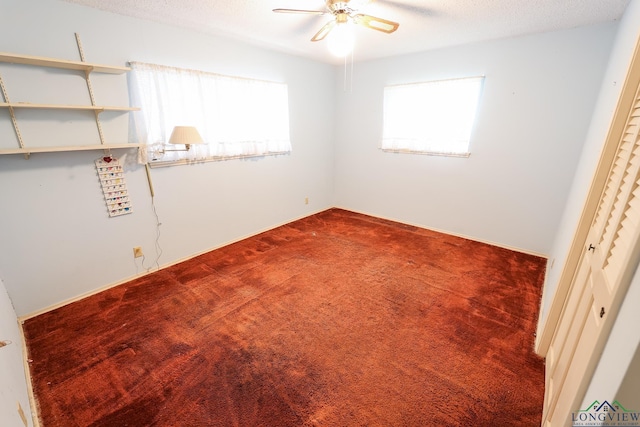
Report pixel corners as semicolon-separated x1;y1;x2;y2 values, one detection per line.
133;247;143;258
305;197;309;205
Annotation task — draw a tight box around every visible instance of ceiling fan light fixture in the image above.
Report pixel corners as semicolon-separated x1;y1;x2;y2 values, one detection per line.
274;0;398;57
327;21;355;57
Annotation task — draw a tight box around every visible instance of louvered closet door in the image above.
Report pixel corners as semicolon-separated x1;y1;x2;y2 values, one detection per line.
542;89;640;427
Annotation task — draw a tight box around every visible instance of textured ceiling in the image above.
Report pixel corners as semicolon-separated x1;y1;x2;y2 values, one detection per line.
62;0;630;64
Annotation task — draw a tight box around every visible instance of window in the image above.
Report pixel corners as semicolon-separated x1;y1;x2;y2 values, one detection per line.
128;62;291;164
381;76;484;157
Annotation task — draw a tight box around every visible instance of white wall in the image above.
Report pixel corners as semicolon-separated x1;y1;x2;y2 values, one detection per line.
0;276;33;426
333;24;616;256
541;1;640;327
0;0;335;316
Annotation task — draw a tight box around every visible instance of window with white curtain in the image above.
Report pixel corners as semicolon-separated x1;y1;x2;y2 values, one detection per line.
381;76;484;157
128;61;291;164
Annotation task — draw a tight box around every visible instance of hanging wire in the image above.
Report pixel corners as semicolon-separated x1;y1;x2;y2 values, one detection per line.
350;47;354;93
134;165;163;274
343;46;355;93
343;53;348;92
145;195;163;272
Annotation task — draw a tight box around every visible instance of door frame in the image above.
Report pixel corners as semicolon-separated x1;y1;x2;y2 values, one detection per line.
535;34;640;358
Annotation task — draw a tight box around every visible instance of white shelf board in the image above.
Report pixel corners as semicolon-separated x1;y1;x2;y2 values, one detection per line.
0;102;139;112
0;102;140;111
0;52;130;74
0;143;142;155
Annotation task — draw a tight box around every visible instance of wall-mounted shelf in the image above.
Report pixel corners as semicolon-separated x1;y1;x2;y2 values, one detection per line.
0;143;143;156
0;102;139;112
0;52;130;74
0;34;140;158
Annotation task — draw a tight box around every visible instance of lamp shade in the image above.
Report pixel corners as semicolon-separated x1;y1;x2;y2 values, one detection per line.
168;126;203;146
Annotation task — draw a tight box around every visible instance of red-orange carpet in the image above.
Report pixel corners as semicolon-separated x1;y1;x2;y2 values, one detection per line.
24;208;546;426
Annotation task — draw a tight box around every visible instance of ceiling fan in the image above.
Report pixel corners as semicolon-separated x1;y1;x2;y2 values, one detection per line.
273;0;400;43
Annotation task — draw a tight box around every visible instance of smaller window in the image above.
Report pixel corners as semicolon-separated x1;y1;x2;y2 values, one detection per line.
381;76;484;157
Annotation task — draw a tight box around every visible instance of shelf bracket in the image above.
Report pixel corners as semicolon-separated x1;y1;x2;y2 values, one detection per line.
75;33;107;146
0;73;27;158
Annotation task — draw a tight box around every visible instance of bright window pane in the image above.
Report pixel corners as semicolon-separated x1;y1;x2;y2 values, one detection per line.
128;62;291;163
382;76;484;156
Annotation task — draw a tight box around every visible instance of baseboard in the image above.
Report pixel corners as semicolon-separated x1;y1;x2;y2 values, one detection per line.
338;206;551;358
18;207;330;321
18;319;41;427
333;205;549;258
534;257;554;356
19;205;548;321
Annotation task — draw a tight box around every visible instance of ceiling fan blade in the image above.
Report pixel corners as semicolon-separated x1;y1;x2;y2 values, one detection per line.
352;13;399;33
311;20;336;42
273;8;326;15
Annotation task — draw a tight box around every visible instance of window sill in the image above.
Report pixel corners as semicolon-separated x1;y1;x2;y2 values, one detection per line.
147;151;290;168
380;148;470;158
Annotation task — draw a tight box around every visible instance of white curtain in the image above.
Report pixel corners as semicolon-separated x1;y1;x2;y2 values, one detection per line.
382;76;484;156
128;62;291;163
